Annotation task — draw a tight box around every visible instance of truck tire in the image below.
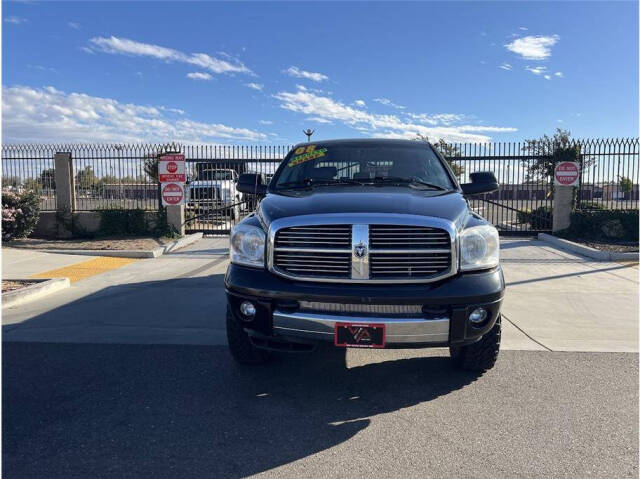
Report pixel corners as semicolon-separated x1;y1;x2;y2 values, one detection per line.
226;306;271;365
450;315;501;372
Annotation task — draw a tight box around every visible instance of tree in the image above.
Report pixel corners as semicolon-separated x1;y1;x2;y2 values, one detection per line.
415;134;465;178
619;176;633;198
75;166;98;191
2;176;21;188
22;178;42;193
40;168;56;190
99;175;119;186
522;128;594;181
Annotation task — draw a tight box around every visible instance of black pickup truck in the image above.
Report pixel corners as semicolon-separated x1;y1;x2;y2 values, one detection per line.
225;139;504;371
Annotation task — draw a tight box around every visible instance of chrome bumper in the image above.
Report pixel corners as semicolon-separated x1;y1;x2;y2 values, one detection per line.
272;310;450;344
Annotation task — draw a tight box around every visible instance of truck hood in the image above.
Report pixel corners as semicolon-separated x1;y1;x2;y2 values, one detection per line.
258;186;470;229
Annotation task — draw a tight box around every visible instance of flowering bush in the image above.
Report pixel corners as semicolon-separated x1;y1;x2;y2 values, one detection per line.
2;189;41;241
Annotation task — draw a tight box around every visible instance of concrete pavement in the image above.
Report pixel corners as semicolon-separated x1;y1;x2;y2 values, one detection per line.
3;237;638;353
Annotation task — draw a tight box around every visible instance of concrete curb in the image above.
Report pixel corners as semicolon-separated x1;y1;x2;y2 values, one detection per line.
538;233;639;262
2;277;70;308
26;233;204;259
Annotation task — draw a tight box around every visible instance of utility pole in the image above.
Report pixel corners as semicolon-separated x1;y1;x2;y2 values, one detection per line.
303;129;314;142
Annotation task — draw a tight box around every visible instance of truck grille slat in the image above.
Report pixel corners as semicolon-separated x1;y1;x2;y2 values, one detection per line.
272;221;453;282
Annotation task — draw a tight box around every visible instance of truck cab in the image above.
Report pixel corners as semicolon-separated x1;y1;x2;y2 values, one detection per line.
225;139;504;372
187;168;242;218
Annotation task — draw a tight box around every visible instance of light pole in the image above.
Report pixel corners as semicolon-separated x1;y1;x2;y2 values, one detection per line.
303;129;314;142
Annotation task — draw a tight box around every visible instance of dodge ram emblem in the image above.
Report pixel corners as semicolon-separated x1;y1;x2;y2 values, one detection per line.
354;241;367;258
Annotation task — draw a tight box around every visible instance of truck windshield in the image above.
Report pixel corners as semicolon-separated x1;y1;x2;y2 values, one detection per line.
272;143;454;191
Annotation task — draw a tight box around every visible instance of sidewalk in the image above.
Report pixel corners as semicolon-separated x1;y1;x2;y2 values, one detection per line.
2;248;99;278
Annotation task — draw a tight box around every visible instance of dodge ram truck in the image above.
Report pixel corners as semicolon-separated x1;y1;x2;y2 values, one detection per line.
225;139;504;371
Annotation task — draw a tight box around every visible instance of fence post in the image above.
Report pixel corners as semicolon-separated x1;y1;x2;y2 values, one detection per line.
54;152;74;238
552;185;572;233
166;204;185;236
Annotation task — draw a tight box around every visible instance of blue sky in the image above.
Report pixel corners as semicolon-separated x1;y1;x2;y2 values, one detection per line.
2;1;638;145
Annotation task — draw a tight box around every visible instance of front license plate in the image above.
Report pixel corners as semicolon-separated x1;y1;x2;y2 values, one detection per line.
334;322;386;348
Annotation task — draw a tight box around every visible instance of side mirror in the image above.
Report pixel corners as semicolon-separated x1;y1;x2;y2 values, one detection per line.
237;173;268;196
460;172;499;196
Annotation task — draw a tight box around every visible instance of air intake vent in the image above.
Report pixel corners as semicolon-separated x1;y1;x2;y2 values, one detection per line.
274;225;351;279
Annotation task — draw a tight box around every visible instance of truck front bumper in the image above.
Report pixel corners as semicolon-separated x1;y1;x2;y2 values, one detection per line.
225;264;505;349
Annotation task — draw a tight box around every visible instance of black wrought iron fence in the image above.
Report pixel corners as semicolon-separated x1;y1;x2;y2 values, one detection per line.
2;138;637;235
1;144;58;210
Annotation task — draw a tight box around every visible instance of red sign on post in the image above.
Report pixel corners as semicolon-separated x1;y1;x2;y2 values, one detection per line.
162;183;184;206
159;154;186;183
554;161;580;186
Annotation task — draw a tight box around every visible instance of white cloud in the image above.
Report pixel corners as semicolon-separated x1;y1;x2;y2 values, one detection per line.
68;22;81;29
186;72;212;81
499;63;512;71
407;113;466;126
525;65;547;75
544;75;551;80
354;99;366;107
259;120;273;125
554;71;564;78
505;35;559;60
245;82;264;91
2;85;266;143
88;36;252;75
519;26;528;31
373;97;405;110
273;86;516;143
284;66;329;82
307;117;332;124
4;16;26;24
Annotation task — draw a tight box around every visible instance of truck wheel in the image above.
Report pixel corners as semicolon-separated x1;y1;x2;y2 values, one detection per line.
450;315;501;372
226;306;271;365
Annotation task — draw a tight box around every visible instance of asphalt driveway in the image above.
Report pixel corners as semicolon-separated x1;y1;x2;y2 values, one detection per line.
2;237;638;477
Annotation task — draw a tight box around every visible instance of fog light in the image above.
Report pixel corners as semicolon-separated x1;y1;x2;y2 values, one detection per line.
469;308;488;324
240;301;256;318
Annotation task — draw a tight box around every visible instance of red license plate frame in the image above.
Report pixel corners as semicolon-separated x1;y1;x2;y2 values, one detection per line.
334;322;386;348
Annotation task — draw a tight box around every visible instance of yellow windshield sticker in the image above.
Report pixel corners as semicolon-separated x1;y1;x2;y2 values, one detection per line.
288;145;327;167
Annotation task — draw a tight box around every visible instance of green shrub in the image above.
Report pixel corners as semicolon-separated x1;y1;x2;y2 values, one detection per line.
578;201;605;210
516;209;531;225
98;209;148;236
561;209;638;242
97;208;179;238
2;189;41;241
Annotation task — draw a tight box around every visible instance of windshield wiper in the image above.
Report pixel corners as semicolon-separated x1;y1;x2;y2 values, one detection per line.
368;176;448;190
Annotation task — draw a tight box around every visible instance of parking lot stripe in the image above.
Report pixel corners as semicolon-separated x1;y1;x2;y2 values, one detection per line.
29;257;139;283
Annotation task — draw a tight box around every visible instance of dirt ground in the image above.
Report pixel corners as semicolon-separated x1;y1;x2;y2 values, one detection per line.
6;237;174;251
2;280;36;293
581;240;639;253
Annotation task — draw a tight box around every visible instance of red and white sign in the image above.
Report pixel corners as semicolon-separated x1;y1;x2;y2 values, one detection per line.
159;154;186;183
554;161;580;186
162;183;185;206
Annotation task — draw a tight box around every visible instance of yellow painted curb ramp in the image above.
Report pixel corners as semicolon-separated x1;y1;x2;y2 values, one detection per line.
30;257;138;283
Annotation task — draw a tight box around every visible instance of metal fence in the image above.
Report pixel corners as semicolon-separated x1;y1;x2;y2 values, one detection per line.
2;144;58;210
2;138;638;235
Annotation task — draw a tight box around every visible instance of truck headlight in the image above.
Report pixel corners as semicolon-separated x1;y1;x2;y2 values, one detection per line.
459;224;499;271
230;224;265;268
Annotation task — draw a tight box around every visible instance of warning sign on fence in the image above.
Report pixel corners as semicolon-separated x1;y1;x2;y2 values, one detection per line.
159;154;186;183
162;183;185;206
554;161;580;187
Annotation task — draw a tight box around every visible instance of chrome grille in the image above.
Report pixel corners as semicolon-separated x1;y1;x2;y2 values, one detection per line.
369;225;449;249
274;225;351;278
299;301;423;315
369;224;451;279
269;216;455;283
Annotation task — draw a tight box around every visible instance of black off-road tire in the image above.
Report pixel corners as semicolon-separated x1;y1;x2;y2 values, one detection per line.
226;306;271;365
450;315;501;372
